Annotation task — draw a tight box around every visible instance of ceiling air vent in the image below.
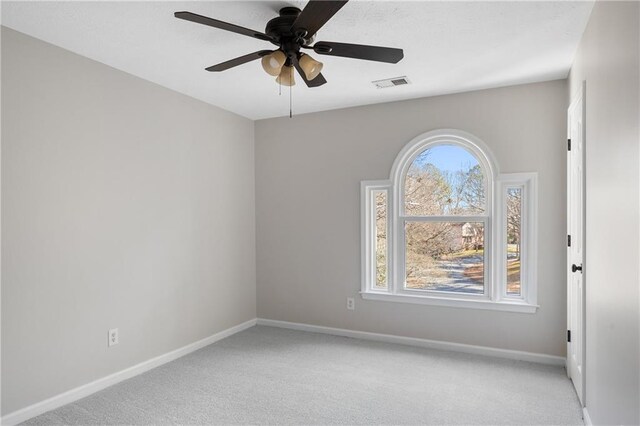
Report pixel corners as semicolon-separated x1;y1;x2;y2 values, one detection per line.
372;76;411;89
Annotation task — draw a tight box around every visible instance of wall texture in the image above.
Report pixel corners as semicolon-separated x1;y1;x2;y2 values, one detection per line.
568;2;640;424
1;27;256;415
255;79;568;357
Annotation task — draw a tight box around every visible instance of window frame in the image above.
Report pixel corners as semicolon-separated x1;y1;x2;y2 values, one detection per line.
360;130;538;314
361;182;392;292
495;173;538;307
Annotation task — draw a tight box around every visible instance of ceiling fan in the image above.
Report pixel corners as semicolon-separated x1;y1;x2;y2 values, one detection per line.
174;0;404;88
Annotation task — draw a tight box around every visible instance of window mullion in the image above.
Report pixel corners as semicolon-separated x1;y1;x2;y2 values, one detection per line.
399;215;488;222
393;216;404;296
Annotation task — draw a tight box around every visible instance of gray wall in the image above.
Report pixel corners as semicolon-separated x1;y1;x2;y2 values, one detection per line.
255;79;568;357
1;28;256;415
568;2;640;424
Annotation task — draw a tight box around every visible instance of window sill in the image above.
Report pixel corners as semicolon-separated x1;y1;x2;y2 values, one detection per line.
360;291;538;314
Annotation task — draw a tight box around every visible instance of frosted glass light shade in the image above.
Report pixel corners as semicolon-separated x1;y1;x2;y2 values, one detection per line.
299;54;323;80
261;50;286;76
275;65;295;86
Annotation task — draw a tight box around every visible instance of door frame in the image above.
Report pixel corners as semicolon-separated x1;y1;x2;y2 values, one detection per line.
566;81;586;405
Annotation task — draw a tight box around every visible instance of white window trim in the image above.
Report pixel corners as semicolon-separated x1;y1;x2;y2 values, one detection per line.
494;172;538;306
360;129;539;314
361;181;392;292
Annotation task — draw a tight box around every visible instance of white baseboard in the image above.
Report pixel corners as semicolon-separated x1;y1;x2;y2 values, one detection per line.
1;318;257;426
582;407;592;426
257;318;565;366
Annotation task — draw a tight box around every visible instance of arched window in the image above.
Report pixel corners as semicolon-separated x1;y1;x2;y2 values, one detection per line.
361;130;538;312
402;144;489;295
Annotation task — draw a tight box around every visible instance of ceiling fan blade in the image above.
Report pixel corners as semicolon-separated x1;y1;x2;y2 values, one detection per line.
292;55;327;88
292;1;349;38
206;50;272;72
175;11;273;42
312;41;404;63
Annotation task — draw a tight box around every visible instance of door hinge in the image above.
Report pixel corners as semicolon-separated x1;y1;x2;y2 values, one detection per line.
568;138;572;151
568;235;571;247
567;330;571;343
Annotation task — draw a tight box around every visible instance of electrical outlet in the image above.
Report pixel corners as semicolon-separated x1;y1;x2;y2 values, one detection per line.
108;328;119;347
346;297;355;311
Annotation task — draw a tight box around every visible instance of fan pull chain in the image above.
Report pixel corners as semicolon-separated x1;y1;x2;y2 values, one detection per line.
289;75;293;118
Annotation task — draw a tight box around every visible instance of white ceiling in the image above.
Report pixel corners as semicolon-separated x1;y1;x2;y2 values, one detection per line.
2;1;593;120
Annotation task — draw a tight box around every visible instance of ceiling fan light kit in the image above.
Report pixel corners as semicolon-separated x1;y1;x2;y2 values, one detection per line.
174;0;404;89
261;50;287;76
298;54;323;80
276;65;296;87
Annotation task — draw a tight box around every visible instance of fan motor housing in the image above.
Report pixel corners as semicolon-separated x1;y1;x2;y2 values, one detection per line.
265;7;314;50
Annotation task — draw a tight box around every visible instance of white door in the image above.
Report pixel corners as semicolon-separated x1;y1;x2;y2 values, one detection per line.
567;83;586;405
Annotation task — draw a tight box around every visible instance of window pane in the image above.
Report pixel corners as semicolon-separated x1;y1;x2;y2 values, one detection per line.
405;221;484;294
506;188;522;296
375;191;387;289
404;145;485;216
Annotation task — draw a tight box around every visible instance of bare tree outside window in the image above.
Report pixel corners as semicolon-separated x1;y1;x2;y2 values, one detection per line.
375;191;387;288
506;188;522;295
403;146;486;293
